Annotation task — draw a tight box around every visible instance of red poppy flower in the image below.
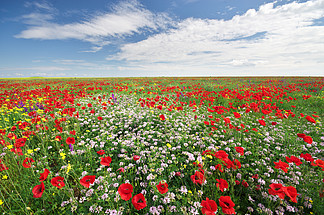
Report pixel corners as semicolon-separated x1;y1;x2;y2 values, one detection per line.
156;181;168;194
297;133;306;138
55;136;62;141
175;172;181;176
286;156;302;166
100;156;112;166
300;153;314;162
159;114;166;121
224;117;231;125
118;183;133;201
303;136;313;144
97;116;103;121
268;183;285;199
117;167;125;173
39;168;50;182
274;160;289;173
11;147;23;156
271;122;277;125
133;155;140;161
191;169;206;185
32;182;45;198
14;138;26;148
7;133;17;140
0;163;9;172
215;164;224;173
234;147;244;156
97;150;105;155
216;179;228;192
219;196;235;214
80;175;96;188
11;126;16;131
69;130;76;135
306;116;316;123
235;180;240;185
258;119;266;126
201;197;218;215
222;158;235;169
282;186;298;203
252;174;258;179
315;159;324;171
51;176;65;189
242;180;249;188
233;112;241;118
22;157;35;168
66;137;75;145
233;159;241;169
132;193;147;210
214;150;228;160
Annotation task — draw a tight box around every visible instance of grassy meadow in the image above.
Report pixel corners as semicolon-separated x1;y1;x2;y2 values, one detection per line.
0;77;323;215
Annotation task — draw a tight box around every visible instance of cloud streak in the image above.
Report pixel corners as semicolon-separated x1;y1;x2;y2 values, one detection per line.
15;0;172;47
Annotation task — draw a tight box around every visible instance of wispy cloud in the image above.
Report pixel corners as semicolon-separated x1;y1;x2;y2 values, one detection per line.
112;0;324;75
80;46;104;53
24;1;56;12
183;0;200;4
16;0;172;47
21;13;54;25
0;66;71;72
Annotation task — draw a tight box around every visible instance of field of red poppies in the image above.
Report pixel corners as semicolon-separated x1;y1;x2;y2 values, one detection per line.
0;77;323;214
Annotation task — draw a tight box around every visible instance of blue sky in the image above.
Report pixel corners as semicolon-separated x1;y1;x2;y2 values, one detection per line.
0;0;323;78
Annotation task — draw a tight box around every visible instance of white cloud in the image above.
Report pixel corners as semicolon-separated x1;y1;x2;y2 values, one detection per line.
80;46;104;53
0;66;70;72
113;0;324;75
21;13;54;25
24;1;56;12
183;0;200;4
16;0;172;46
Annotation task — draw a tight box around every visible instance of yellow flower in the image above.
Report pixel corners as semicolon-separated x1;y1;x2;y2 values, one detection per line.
7;145;13;149
2;175;8;180
206;155;213;159
166;143;171;148
0;200;3;205
188;190;192;194
27;149;33;154
60;152;66;160
66;164;71;174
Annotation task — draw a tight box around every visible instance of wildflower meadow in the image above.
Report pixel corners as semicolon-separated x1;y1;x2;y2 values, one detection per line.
0;77;323;215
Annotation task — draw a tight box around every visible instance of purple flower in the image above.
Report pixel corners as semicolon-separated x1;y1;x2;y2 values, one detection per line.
69;144;73;152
